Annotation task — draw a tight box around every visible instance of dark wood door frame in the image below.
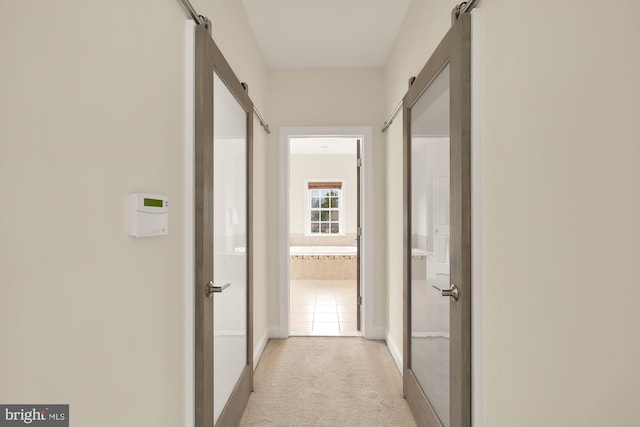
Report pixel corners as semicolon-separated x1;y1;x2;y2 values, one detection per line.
403;14;471;427
194;24;254;427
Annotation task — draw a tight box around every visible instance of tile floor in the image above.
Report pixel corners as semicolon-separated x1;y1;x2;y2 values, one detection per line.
289;279;361;336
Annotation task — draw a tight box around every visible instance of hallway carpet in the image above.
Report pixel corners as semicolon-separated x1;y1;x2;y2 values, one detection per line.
239;337;417;426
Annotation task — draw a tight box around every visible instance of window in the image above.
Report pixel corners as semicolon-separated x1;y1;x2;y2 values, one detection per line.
307;181;343;235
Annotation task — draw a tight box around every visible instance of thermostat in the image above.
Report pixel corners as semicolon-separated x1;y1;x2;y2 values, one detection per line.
129;193;169;237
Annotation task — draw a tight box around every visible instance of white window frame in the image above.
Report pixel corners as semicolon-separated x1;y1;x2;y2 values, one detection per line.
304;179;345;236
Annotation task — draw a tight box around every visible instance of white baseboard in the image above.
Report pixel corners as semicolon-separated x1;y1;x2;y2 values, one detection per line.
386;331;403;374
253;328;271;370
253;325;286;370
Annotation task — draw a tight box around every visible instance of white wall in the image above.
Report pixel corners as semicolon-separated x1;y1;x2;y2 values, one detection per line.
266;68;387;331
289;154;357;236
385;1;640;426
0;1;269;426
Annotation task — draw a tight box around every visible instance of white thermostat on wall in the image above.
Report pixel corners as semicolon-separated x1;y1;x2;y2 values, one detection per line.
129;193;169;238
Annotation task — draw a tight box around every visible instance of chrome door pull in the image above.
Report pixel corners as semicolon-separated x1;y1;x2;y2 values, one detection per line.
432;284;459;301
206;281;231;298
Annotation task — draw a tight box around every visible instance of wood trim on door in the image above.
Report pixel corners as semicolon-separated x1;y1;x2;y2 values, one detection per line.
403;14;471;427
194;24;254;427
356;139;362;331
194;24;214;427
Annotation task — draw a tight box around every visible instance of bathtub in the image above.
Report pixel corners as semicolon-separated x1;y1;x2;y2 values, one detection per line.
289;246;357;280
289;246;357;256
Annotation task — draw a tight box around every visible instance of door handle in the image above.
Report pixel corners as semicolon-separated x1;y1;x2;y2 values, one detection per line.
432;284;459;301
206;281;231;298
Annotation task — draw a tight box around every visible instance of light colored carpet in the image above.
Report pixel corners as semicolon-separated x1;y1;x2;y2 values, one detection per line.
239;337;417;426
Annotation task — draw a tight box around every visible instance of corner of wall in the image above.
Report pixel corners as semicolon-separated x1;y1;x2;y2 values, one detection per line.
253;326;272;369
365;326;387;341
386;330;404;374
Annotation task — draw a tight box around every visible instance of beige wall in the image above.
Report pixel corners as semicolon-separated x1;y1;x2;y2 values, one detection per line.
266;68;387;329
197;0;271;374
479;2;640;425
289;153;357;238
385;1;640;426
383;0;461;373
0;1;268;426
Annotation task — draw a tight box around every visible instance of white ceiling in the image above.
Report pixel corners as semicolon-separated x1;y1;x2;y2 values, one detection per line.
290;137;358;155
241;0;412;68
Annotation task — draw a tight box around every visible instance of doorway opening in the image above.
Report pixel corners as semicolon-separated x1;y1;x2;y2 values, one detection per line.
288;137;360;336
278;126;376;339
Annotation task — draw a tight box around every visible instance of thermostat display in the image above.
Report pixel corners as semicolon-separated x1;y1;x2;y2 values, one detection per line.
144;198;164;208
129;193;168;237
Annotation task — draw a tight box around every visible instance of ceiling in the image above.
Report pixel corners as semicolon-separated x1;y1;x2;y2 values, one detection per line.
241;0;412;68
290;137;358;155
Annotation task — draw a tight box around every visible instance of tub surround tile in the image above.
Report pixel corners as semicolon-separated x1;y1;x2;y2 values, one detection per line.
289;246;357;280
290;263;357;280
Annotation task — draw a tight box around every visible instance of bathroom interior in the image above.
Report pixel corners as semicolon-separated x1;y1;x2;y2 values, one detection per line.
288;137;360;335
